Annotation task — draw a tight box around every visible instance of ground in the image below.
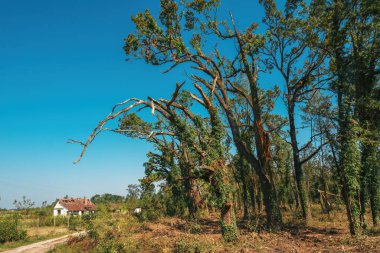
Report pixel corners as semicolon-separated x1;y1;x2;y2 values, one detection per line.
50;205;380;253
126;217;380;252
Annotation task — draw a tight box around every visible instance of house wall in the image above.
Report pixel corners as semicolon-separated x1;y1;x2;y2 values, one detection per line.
53;202;68;216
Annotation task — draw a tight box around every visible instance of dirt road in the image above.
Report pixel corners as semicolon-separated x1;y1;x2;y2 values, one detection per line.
3;232;85;253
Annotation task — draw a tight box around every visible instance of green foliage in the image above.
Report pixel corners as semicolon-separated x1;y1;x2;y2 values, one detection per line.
98;236;126;253
138;183;165;221
0;220;27;243
68;216;83;231
160;183;188;217
45;216;66;227
221;225;238;242
340;121;362;233
119;113;152;138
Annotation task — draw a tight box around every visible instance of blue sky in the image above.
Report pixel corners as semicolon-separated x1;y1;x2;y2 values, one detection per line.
1;0;312;210
0;0;274;209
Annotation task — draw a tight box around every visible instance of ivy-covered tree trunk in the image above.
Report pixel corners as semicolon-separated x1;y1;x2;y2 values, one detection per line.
329;0;362;235
339;119;361;235
359;158;368;227
357;100;379;227
178;147;202;219
335;65;362;235
185;177;202;219
355;73;379;228
364;144;380;226
213;165;238;242
349;0;380;227
203;101;239;241
221;200;237;241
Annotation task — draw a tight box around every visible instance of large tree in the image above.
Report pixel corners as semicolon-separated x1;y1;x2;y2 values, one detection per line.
123;0;282;229
260;0;331;224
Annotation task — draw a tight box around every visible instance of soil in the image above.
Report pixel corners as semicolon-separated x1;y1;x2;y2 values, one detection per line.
130;216;380;252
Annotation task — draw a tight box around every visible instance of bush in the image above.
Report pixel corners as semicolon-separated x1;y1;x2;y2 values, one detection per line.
173;240;202;253
41;215;66;227
187;222;202;234
98;237;126;253
68;216;82;231
82;214;99;240
0;220;27;243
139;208;162;221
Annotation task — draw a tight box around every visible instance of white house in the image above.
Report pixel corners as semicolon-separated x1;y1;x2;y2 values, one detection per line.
53;197;96;216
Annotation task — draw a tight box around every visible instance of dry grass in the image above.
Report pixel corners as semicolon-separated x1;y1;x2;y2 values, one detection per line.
26;226;69;237
125;215;380;252
51;206;380;253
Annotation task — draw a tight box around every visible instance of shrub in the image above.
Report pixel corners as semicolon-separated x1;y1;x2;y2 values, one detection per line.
41;215;66;227
98;237;126;253
0;220;27;243
68;216;82;231
173;240;202;253
139;208;162;221
82;214;99;240
187;222;202;234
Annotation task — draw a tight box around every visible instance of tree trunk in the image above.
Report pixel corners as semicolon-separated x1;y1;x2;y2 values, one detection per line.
365;144;380;226
249;176;258;217
288;99;311;224
189;178;202;219
355;82;379;227
238;156;251;220
212;165;238;242
233;28;283;229
241;177;250;221
183;170;201;219
331;4;362;234
260;174;282;230
359;155;368;227
338;104;362;235
220;201;237;242
224;110;282;230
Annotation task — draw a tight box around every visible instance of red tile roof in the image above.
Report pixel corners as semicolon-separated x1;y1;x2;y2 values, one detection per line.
59;198;96;212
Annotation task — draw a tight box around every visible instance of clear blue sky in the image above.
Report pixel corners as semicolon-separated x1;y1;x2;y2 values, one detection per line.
0;0;273;209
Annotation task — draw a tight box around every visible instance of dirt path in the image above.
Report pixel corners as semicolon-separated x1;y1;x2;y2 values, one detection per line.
3;232;85;253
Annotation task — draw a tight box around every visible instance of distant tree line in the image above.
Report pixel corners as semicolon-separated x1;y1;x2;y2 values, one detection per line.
91;193;126;204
